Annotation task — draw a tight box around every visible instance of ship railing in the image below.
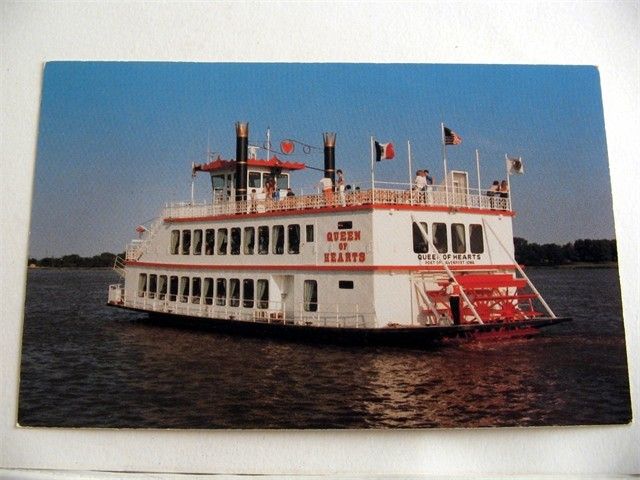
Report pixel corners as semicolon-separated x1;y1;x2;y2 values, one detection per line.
163;183;511;220
112;293;373;329
125;217;164;260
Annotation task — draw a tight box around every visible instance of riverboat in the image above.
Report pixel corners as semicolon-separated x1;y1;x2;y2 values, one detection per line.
107;122;570;347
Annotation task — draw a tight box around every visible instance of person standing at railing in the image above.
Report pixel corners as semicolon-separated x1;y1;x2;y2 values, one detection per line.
319;176;333;204
336;169;346;206
425;169;434;203
414;169;427;202
499;180;509;198
487;180;500;209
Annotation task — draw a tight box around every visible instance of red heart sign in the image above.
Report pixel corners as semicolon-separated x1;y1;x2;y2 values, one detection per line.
280;140;295;155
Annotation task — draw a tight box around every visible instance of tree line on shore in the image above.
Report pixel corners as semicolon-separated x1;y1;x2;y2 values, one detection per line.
28;238;617;268
514;238;617;266
28;252;123;268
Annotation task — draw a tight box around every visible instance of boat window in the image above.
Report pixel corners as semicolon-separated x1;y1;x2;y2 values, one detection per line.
137;273;147;297
257;279;269;309
288;224;300;254
272;225;284;254
203;277;214;305
339;280;354;289
470;224;484;253
158;275;167;300
205;229;215;255
217;228;228;255
229;278;240;307
275;173;289;190
191;277;201;304
148;274;157;299
181;230;191;255
303;280;318;312
451;223;466;253
244;227;255;254
338;221;352;230
243;279;254;308
179;276;189;303
248;171;262;189
215;278;226;306
230;227;241;255
211;174;225;190
258;226;269;254
170;230;180;255
432;223;448;253
306;224;314;242
193;229;203;255
169;276;179;302
412;222;429;253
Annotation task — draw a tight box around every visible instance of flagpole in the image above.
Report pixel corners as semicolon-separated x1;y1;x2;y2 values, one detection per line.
370;136;375;202
441;123;449;206
475;149;481;197
407;140;413;205
505;154;512;210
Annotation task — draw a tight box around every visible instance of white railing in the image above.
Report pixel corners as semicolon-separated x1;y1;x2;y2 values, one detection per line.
163;184;511;220
107;287;374;329
125;217;164;260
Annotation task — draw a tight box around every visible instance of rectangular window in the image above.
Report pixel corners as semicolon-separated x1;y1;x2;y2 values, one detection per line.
275;173;289;190
170;230;180;255
244;227;255;254
215;278;227;306
179;276;189;303
137;273;147;297
242;279;254;308
258;226;269;254
217;228;228;255
306;224;314;242
148;274;157;299
432;222;448;253
273;225;284;254
339;280;354;289
191;277;201;304
205;229;215;255
303;279;318;312
230;227;241;255
451;223;466;253
158;275;167;300
181;230;191;255
248;171;262;189
470;224;484;253
288;224;300;254
169;275;179;302
229;278;240;307
203;277;214;305
257;279;269;309
412;222;429;253
193;229;203;255
338;221;352;230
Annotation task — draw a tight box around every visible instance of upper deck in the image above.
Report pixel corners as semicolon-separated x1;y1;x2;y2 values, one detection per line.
164;183;512;222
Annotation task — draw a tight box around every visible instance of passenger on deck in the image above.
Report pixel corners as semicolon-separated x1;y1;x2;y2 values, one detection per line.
249;188;257;213
499;180;509;198
319;176;333;204
336;169;346;206
487;180;500;209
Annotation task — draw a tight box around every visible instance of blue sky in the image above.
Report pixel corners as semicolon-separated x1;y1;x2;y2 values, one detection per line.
29;62;614;258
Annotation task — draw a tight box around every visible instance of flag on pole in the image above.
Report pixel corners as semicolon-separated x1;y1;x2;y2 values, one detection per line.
375;141;395;161
507;155;524;175
443;126;462;145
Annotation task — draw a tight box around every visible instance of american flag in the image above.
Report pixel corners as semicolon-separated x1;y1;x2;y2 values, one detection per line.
444;126;462;145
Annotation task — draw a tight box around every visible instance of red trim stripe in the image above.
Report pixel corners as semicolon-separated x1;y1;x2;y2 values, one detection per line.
126;260;518;273
164;203;515;223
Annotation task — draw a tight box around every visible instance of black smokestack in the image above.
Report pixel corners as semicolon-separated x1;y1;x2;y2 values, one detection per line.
235;122;248;201
323;132;336;185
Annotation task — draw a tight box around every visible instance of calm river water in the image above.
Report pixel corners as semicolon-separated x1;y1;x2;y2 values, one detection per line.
18;268;631;429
